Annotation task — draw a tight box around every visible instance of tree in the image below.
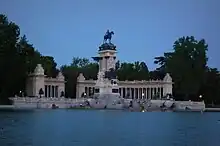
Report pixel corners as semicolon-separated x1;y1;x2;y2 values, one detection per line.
154;52;173;73
3;14;220;105
117;61;150;81
154;36;208;101
61;65;77;98
40;56;59;77
61;57;98;98
0;14;22;104
139;62;149;80
115;60;120;70
117;62;135;80
81;62;98;80
18;35;41;74
71;57;89;67
0;14;60;104
200;68;220;105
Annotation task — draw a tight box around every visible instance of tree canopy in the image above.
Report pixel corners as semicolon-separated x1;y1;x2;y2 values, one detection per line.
0;14;58;104
154;36;208;101
1;14;220;105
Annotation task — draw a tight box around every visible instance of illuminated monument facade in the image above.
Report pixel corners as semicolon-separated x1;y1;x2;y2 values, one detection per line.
76;30;173;99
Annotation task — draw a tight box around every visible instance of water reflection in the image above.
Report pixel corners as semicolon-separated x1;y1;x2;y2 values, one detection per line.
0;110;220;146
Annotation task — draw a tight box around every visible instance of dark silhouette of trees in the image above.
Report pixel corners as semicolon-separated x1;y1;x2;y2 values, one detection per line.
154;36;208;101
1;14;220;105
0;14;59;104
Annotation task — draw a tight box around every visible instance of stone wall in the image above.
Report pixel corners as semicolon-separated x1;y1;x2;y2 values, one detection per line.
76;73;173;99
26;64;65;97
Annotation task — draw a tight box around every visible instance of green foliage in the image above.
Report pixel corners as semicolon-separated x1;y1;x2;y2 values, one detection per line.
0;14;59;104
40;56;59;77
1;14;220;105
61;57;151;98
200;68;220;105
61;57;99;98
154;36;220;103
116;61;149;81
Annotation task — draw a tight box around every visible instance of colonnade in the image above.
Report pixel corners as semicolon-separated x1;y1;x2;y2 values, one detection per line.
83;86;164;99
118;87;163;99
44;85;59;97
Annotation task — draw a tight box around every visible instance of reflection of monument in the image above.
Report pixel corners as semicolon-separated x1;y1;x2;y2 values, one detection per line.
92;30;119;98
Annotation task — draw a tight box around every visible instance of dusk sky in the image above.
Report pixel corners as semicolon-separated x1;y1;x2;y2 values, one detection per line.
0;0;219;70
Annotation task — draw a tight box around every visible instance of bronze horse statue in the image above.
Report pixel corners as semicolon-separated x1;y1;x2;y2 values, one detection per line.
103;30;114;43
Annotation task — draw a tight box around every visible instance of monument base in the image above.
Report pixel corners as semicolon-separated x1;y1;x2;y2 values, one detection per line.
90;78;122;109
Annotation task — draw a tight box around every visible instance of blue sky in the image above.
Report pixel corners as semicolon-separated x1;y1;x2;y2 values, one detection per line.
0;0;219;70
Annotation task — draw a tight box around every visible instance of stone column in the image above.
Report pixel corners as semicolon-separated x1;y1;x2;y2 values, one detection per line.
77;85;85;98
139;88;141;99
141;88;143;99
53;86;55;97
55;86;58;97
51;85;53;97
77;73;85;98
124;88;126;98
104;56;109;71
99;57;103;71
122;88;125;98
48;85;50;97
128;88;131;99
158;87;161;99
51;85;54;97
32;64;45;97
44;85;46;97
46;85;48;97
54;86;56;97
163;73;173;96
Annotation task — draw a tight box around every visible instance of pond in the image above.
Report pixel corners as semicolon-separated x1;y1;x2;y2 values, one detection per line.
0;109;220;146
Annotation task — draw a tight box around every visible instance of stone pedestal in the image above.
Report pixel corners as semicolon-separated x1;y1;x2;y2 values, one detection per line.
93;43;120;98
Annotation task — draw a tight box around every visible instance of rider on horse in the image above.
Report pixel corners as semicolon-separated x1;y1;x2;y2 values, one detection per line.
104;29;114;43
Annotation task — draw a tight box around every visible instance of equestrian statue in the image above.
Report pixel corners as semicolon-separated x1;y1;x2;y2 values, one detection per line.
103;30;114;43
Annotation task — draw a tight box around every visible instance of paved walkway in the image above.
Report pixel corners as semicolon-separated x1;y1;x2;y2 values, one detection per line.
205;108;220;112
0;105;14;109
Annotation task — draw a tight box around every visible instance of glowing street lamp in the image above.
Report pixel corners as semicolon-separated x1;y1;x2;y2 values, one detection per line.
142;93;144;99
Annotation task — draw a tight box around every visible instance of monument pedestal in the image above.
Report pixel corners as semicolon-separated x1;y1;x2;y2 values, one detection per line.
89;31;124;109
93;71;120;99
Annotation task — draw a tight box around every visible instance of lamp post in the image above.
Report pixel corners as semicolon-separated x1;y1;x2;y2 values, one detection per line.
84;92;87;100
142;93;144;100
199;95;203;102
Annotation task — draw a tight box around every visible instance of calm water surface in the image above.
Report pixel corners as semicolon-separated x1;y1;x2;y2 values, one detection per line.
0;109;220;146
